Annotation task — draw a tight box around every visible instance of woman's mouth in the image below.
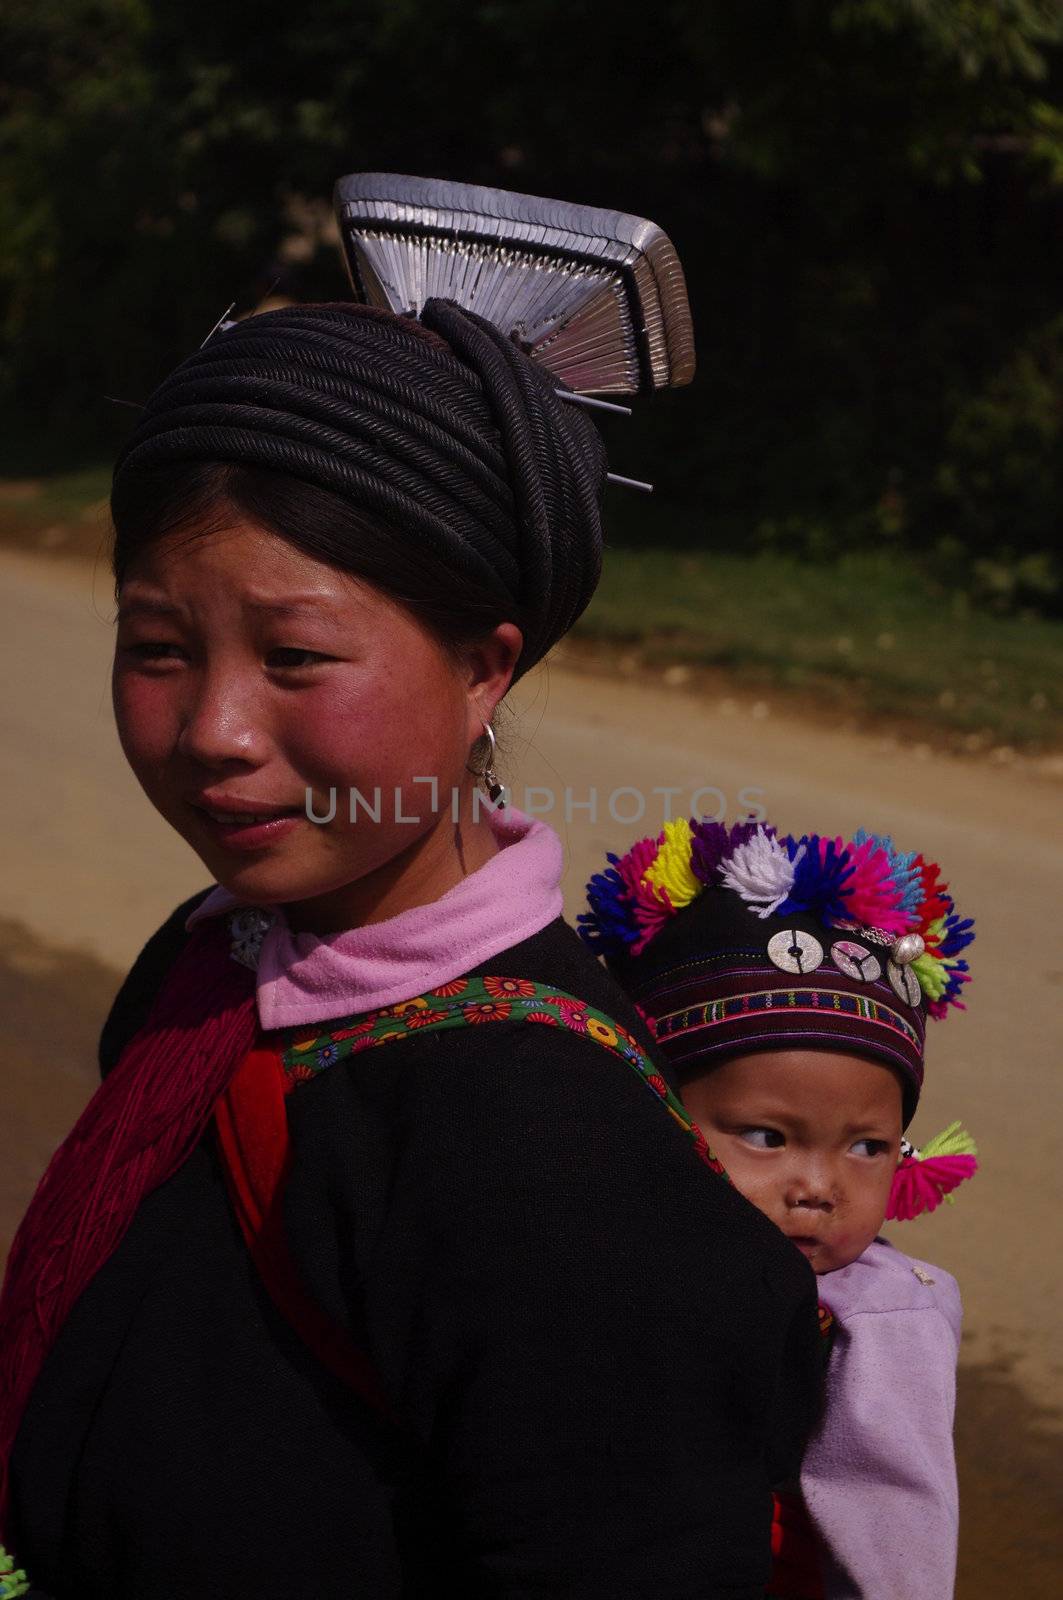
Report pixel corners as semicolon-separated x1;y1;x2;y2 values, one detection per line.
190;802;304;851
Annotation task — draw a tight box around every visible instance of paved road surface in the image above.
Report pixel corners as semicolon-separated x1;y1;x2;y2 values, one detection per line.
2;548;1060;1595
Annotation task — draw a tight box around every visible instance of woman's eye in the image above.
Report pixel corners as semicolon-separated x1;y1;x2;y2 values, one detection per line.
266;647;334;669
850;1138;890;1158
738;1127;785;1150
123;642;184;663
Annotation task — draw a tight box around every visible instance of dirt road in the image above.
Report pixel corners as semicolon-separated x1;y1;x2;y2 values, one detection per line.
2;547;1061;1595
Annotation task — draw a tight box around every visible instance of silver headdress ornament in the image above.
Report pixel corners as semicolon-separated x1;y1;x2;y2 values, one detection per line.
333;173;695;399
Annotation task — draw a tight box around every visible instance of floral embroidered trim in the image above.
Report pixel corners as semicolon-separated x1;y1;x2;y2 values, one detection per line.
281;978;726;1177
0;1544;30;1598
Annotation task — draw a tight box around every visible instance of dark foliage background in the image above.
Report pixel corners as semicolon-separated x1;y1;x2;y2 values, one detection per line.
3;0;1063;610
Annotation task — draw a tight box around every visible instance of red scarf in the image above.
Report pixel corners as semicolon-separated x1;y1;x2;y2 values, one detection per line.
0;916;258;1539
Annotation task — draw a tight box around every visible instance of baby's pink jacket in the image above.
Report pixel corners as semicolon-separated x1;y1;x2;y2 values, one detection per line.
802;1236;962;1600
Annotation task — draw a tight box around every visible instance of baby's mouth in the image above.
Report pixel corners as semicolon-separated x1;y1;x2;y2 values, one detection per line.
785;1233;825;1258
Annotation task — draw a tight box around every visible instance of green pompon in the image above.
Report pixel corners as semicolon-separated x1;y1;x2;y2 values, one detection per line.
910;948;948;1000
0;1544;31;1598
918;1120;978;1159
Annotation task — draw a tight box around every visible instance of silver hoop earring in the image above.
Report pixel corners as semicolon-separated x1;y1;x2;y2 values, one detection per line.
473;720;506;809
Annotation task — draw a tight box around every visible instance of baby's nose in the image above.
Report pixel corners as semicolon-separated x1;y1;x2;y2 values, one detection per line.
785;1164;838;1211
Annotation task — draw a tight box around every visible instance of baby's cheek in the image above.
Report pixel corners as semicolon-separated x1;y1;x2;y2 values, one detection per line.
828;1216;886;1272
714;1147;778;1216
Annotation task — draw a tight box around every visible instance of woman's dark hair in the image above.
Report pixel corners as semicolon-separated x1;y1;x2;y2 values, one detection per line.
109;301;608;680
111;459;523;663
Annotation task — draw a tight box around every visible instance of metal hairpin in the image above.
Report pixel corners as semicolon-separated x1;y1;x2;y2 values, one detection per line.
558;392;633;417
335;174;695;400
199;300;238;348
606;471;653;493
554;392;651;490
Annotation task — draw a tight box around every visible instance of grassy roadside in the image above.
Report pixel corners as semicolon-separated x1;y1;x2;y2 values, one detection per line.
573;547;1062;754
2;470;1060;753
0;467;112;560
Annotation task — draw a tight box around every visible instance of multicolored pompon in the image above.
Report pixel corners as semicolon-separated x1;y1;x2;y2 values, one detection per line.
719;826;799;917
887;1122;979;1221
854;831;923;919
0;1545;30;1599
913;855;953;934
578;853;642;957
618;834;674;952
911;913;974;1016
578;813;974;1020
643;818;700;912
776;834;855;923
576;833;673;956
689;818;764;885
837;835;908;933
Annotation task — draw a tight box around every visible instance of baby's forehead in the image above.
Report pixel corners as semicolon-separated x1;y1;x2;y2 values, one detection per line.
692;1046;905;1118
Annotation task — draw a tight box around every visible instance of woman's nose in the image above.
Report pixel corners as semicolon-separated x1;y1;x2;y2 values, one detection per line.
176;671;268;768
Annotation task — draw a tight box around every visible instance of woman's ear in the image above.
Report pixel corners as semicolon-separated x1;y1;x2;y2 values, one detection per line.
463;623;523;733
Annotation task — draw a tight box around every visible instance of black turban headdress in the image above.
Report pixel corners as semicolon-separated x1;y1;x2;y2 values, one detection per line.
112;300;608;679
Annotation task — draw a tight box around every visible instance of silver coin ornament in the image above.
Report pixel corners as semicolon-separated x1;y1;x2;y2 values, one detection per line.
890;932;926;966
887;959;922;1007
767;928;825;975
830;939;883;983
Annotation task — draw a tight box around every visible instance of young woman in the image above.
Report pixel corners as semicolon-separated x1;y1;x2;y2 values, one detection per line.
0;297;822;1599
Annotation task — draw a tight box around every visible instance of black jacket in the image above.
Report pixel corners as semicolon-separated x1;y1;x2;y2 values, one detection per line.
10;897;822;1599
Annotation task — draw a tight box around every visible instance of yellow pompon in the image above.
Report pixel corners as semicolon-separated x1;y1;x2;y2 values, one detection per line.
644;818;700;910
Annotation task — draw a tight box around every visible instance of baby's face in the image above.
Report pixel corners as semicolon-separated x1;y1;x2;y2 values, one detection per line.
680;1049;903;1274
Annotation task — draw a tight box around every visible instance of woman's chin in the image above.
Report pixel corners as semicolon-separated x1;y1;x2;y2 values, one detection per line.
191;844;337;908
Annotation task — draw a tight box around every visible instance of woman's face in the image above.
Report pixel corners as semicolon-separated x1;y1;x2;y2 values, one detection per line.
112;516;520;929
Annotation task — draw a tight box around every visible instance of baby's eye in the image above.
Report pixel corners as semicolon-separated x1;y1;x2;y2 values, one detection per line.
738;1127;785;1150
850;1138;890;1158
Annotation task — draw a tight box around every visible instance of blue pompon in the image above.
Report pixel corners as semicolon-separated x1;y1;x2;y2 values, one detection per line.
776;835;854;922
937;913;975;959
940;959;970;1006
578;855;641;957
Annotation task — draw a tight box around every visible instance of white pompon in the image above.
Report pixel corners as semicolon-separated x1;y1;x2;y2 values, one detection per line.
720;828;802;918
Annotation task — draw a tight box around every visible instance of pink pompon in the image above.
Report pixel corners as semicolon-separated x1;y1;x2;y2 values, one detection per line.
842;836;908;934
615;835;674;953
886;1153;979;1221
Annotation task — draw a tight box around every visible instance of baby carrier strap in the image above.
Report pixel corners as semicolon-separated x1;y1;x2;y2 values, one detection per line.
213;978;720;1427
214;979;832;1592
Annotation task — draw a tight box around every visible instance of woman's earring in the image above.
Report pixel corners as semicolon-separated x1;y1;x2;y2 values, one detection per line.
474;721;506;809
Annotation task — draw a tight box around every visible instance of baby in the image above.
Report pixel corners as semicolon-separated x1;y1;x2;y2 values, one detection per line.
580;818;977;1600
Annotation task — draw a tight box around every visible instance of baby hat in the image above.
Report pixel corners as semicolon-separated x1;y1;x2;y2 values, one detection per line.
579;819;975;1128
